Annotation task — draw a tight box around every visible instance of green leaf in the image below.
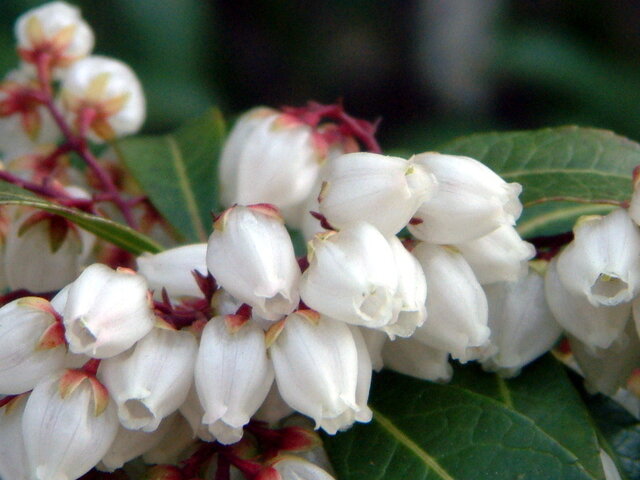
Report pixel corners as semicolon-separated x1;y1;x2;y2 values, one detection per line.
324;356;605;480
439;126;640;237
115;108;226;243
0;181;162;255
588;394;640;479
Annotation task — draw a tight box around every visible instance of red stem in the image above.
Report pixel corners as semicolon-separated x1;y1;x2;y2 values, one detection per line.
34;53;138;229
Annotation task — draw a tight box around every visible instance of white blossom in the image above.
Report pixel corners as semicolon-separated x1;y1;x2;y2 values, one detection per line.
206;204;300;320
63;263;155;358
0;297;66;394
137;243;208;299
219;107;327;214
557;209;640;306
15;1;94;70
272;455;336;480
100;327;197;431
300;222;399;329
481;268;562;376
269;310;360;434
545;257;630;350
22;371;118;480
318;152;437;236
0;395;30;480
411;243;490;361
456;224;535;285
382;337;453;382
195;316;274;444
61;55;145;141
409;152;522;244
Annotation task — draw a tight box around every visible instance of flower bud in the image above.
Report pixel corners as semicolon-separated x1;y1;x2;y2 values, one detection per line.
206;205;300;320
300;222;398;329
600;449;622;480
4;209;93;292
318;152;437;236
0;297;66;394
61;55;145;141
0;394;30;480
271;455;336;480
409;152;522;244
545;257;630;350
456;225;535;285
269;310;360;434
63;263;155;358
22;371;119;480
411;243;490;361
557;209;640;307
481;268;562;376
100;327;197;431
382;337;452;382
137;243;208;299
195;316;274;444
15;1;94;70
219;107;328;213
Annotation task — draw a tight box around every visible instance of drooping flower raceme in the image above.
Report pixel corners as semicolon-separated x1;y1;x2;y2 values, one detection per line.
206;204;301;321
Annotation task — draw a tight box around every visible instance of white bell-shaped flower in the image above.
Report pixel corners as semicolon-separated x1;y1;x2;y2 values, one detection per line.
61;55;145;141
269;310;360;434
0;297;66;394
219;107;327;213
22;371;118;480
195;316;274;444
15;1;94;70
545;257;630;350
206;205;300;320
569;321;640;396
456;225;535;284
0;395;30;480
63;263;155;358
382;337;452;382
137;243;208;299
100;326;197;432
557;209;640;307
409;152;522;244
481;268;562;376
317;325;373;434
411;243;490;361
384;236;427;338
300;222;399;329
271;455;336;480
4;210;93;292
99;412;179;472
318;152;437;236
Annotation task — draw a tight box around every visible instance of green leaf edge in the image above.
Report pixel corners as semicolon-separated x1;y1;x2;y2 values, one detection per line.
0;186;162;255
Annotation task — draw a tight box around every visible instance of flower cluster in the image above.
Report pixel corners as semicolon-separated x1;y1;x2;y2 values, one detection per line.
0;2;635;480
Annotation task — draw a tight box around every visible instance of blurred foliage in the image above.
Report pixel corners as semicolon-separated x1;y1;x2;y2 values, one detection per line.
3;0;640;151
